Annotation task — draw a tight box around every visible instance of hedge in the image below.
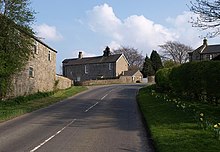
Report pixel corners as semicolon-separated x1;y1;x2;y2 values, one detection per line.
155;61;220;104
155;68;172;91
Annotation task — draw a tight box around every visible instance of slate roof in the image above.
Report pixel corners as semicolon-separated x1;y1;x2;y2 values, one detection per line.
201;45;220;54
123;70;140;76
192;39;220;54
62;54;123;66
0;14;57;53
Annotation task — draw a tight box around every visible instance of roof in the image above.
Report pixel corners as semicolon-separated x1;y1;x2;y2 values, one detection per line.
33;36;57;53
192;39;220;54
62;54;123;66
201;45;220;54
0;14;57;53
123;70;141;76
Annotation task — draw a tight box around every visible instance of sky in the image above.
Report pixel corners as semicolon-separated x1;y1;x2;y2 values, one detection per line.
31;0;220;73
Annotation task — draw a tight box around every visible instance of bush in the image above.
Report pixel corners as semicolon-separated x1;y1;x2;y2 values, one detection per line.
170;61;220;103
155;68;172;91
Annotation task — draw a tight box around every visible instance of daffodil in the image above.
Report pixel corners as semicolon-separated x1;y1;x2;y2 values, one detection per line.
200;113;204;117
214;124;218;128
200;118;203;121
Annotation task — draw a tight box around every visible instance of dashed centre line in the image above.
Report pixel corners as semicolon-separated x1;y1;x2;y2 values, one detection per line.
30;119;77;152
30;88;115;151
84;102;99;113
84;91;110;113
101;93;108;100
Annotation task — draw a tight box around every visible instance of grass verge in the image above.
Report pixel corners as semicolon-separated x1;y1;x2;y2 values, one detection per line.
137;85;220;152
0;86;87;122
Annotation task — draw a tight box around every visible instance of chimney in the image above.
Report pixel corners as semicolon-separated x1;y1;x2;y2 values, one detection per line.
103;46;111;57
78;52;83;59
203;38;208;46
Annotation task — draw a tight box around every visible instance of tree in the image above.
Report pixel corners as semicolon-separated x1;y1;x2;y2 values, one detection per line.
0;0;35;99
112;46;144;70
163;60;178;68
159;41;193;64
189;0;220;37
150;50;163;72
142;55;155;78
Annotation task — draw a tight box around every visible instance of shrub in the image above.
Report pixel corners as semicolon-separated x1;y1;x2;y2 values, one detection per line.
155;68;172;91
170;61;220;103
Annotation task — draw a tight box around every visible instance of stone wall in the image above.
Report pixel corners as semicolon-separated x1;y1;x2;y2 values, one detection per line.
55;75;72;90
64;62;116;82
9;39;57;97
80;75;140;86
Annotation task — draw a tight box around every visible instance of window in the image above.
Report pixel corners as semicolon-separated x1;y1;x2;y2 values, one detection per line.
85;65;88;74
33;41;38;54
76;77;81;82
109;63;112;70
48;51;51;61
29;67;34;78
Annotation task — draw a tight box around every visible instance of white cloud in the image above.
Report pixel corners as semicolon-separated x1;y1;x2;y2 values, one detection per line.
72;50;97;58
87;4;176;55
86;4;220;56
166;11;203;47
34;24;63;41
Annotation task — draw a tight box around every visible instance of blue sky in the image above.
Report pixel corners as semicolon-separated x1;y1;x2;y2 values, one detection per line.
31;0;220;73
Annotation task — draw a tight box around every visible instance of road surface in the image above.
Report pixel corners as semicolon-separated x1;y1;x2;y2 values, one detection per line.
0;84;153;152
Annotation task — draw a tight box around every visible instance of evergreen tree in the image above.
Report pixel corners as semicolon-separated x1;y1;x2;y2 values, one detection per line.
142;55;155;77
0;0;35;99
150;50;163;72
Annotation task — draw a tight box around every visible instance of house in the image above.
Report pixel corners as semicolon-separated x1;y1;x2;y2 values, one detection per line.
62;47;129;82
0;14;72;98
120;70;143;83
189;38;220;62
11;37;72;97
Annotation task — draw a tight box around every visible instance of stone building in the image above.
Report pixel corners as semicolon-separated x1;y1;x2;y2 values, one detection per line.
189;39;220;62
120;70;143;83
11;37;72;97
62;47;129;82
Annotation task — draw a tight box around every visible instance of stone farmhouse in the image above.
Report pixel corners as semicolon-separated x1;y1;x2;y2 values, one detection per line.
62;47;133;83
189;39;220;62
10;37;72;97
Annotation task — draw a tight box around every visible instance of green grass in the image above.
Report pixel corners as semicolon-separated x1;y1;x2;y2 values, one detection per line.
137;85;220;152
0;86;87;122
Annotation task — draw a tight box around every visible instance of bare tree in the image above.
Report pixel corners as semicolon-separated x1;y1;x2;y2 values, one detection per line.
112;46;144;70
190;0;220;37
159;41;193;64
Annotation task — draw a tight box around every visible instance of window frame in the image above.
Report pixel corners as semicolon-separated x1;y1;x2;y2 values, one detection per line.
108;63;112;70
33;41;38;55
48;51;51;61
29;67;34;78
85;65;88;74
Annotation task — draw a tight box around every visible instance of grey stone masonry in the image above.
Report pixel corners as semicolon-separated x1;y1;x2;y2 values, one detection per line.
10;38;57;97
63;51;129;82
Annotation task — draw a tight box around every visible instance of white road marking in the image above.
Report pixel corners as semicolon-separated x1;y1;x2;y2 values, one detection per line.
84;102;99;113
30;119;77;152
101;93;108;100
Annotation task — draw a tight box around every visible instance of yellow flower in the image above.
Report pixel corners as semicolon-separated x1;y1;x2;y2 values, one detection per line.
200;113;204;117
218;123;220;126
200;118;203;121
214;124;218;128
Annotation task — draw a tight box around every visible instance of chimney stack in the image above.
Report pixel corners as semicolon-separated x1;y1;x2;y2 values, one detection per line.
78;52;83;59
103;46;111;57
203;38;208;46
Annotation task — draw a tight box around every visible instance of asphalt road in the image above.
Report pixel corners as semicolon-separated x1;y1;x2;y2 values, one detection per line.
0;84;153;152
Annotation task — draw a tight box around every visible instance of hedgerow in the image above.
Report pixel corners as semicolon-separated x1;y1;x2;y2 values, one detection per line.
155;61;220;104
